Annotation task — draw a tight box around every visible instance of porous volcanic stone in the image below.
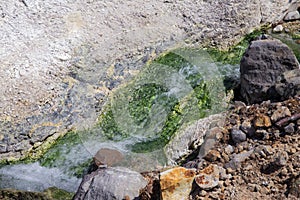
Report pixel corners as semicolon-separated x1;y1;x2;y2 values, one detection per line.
240;38;300;104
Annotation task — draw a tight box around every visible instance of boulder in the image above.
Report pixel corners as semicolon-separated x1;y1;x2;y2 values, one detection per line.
240;37;300;104
73;167;147;200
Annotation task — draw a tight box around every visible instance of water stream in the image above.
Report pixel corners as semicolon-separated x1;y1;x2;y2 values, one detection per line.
0;48;239;193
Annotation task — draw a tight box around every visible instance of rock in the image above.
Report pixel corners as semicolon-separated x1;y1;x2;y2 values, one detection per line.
204;150;221;162
195;164;224;190
231;128;247;144
165;114;225;165
284;123;295;134
240;120;255;137
275;69;300;99
271;106;291;122
240;38;300;104
273;25;284;33
73;167;147;200
93;148;123;167
140;171;162;200
273;151;288;167
224;145;234;155
254;114;272;128
160;167;196;200
284;11;300;21
225;150;253;170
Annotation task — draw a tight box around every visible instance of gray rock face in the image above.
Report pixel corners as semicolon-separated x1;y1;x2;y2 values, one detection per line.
74;167;147;200
231;128;247;144
240;38;300;104
275;69;300;99
164;114;225;165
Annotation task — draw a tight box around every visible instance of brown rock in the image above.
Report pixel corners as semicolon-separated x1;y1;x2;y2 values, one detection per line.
93;148;124;166
254;114;272;128
271;106;291;122
160;167;196;200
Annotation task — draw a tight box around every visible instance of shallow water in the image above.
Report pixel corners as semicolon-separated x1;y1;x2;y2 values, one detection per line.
0;48;239;193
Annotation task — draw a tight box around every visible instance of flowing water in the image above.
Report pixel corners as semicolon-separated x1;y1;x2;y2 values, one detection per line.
0;48;239;193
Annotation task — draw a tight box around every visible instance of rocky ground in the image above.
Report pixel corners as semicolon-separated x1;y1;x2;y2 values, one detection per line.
181;95;300;200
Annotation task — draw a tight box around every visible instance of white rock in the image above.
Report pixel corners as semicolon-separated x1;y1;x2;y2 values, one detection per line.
284;11;300;21
273;25;283;33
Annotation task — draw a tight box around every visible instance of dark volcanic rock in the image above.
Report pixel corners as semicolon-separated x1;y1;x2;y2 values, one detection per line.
240;38;300;104
73;167;147;200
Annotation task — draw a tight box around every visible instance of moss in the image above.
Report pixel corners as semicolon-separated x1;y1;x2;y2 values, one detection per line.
207;29;264;65
98;107;129;141
39;131;91;178
128;83;169;125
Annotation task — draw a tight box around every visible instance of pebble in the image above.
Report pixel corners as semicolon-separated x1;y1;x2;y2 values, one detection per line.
231;128;247;144
284;123;295;134
204;150;221;162
254;114;272;128
240;120;255;137
273;24;283;33
274;151;288;167
271;106;291;122
224;145;234;155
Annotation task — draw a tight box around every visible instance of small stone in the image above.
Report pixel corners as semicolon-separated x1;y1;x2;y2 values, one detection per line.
262;145;273;156
224;179;231;187
281;167;288;176
199;190;207;197
290;148;297;154
284;123;295;134
226;168;234;174
271;106;291;122
231;128;246;144
204;150;221;162
240;120;255;137
254;114;272;128
273;25;283;33
274;151;288;167
94;148;124;167
195;165;220;190
284;11;300;21
224;145;234;155
284;28;290;33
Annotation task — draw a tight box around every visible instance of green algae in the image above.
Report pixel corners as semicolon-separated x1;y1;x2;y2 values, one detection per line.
207;29;264;65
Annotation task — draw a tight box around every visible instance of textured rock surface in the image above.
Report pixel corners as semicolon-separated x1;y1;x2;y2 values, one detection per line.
240;38;300;104
160;167;196;200
93;148;123;167
73;167;147;200
164;114;225;165
0;0;293;160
